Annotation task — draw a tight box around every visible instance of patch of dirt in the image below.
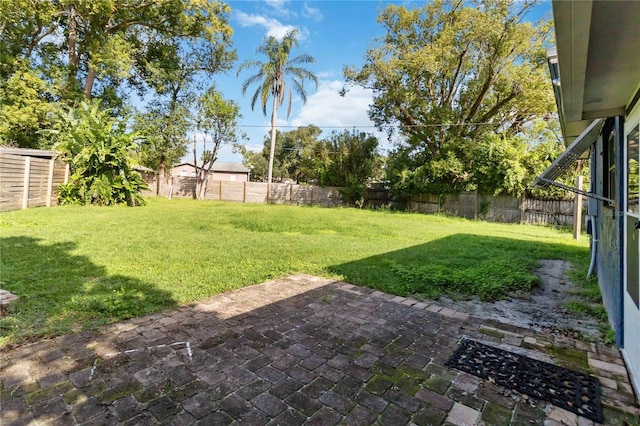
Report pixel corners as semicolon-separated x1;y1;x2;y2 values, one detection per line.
423;260;602;340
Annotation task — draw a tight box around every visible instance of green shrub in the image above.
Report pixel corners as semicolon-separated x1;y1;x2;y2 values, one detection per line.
54;101;147;206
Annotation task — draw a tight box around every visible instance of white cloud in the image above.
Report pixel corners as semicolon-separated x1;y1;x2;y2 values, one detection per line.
229;80;393;160
289;80;395;150
302;3;323;21
265;0;288;11
235;10;306;40
315;71;335;79
264;0;296;18
290;80;374;129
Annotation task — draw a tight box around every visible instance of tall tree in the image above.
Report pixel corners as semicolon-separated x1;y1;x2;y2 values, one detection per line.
132;102;190;196
0;64;59;148
192;87;244;200
132;19;236;194
344;0;555;196
0;0;60;80
237;30;318;184
317;129;383;203
0;0;234;148
236;145;268;182
0;0;62;148
283;125;324;183
238;125;322;183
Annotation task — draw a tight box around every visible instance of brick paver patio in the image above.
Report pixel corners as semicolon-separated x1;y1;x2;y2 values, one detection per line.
1;274;638;425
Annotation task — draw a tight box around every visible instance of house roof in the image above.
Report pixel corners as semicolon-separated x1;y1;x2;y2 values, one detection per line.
213;162;251;173
533;1;640;191
551;0;640;144
173;162;250;173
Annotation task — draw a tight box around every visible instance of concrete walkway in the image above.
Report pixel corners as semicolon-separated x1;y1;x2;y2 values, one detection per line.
1;274;638;425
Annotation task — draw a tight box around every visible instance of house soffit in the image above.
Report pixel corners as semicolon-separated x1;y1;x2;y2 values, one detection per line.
552;0;640;139
552;0;591;124
582;1;640;119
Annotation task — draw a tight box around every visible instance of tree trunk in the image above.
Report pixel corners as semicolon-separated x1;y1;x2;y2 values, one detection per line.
198;176;207;200
267;95;279;184
193;134;200;199
83;67;96;99
199;137;223;200
157;157;166;196
67;4;78;90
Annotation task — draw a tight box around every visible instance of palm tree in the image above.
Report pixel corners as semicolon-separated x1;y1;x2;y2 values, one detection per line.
237;30;317;184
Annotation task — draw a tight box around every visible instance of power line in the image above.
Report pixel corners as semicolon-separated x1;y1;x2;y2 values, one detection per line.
237;124;378;128
233;117;550;130
127;116;552;131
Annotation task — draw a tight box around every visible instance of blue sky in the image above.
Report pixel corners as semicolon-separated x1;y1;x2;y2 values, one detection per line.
209;0;553;163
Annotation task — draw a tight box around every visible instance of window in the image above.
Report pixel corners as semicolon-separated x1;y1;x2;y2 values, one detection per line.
628;124;639;214
603;119;619;206
229;174;236;182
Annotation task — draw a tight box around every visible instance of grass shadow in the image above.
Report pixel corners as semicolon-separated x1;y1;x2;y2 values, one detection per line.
0;236;177;347
328;233;590;301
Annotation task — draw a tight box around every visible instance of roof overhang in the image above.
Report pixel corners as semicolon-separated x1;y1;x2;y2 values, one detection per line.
533;1;640;194
172;162;250;173
551;0;640;142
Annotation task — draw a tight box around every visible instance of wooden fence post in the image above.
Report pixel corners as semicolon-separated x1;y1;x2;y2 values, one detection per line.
219;180;223;201
243;181;247;203
520;194;526;225
22;157;31;209
46;159;55;207
474;190;479;220
573;176;584;240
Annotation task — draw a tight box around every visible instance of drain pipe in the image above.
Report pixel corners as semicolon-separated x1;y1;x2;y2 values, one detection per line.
587;215;597;279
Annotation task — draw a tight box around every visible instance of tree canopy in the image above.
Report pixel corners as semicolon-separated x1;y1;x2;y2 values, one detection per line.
239;126;382;203
239;125;323;184
344;0;557;196
0;0;579;206
316;129;383;204
192;87;244;199
1;0;235;149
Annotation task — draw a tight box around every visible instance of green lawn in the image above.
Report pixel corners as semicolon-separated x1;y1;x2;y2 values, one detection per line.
0;198;590;346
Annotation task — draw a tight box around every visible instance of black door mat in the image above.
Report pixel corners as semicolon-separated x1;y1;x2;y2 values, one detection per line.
445;338;602;422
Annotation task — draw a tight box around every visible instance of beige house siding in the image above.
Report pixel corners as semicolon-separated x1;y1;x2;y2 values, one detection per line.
171;163;249;182
210;171;248;182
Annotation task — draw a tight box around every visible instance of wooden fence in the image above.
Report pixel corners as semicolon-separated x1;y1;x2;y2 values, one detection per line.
0;155;580;226
366;186;580;226
150;175;342;206
0;151;68;212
